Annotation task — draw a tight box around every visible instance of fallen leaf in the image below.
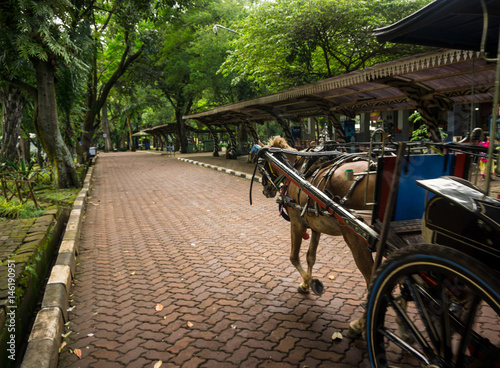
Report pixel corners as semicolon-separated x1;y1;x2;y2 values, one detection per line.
61;331;72;338
187;321;194;328
154;361;163;368
328;274;336;280
59;341;67;353
74;348;82;359
155;303;163;311
332;331;343;341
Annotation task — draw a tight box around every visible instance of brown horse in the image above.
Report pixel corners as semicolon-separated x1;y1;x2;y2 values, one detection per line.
256;137;377;336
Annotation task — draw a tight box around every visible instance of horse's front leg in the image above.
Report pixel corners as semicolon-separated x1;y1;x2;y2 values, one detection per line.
306;230;320;276
289;220;311;294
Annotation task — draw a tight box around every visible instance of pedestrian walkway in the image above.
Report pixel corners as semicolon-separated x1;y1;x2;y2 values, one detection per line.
58;151;370;367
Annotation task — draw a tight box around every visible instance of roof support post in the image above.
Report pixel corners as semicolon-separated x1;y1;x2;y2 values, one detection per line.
223;123;237;159
243;120;260;144
159;135;166;151
255;107;294;146
326;113;347;143
205;124;220;157
414;104;443;143
383;77;453;142
310;98;347;143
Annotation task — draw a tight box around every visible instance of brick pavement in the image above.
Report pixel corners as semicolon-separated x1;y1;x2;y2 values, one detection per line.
58;151;372;367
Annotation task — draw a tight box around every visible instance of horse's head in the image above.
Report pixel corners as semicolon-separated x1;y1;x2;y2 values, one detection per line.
256;156;279;198
254;136;295;199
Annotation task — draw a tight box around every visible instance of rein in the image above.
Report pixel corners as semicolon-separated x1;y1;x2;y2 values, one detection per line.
249;160;259;205
250;146;372;212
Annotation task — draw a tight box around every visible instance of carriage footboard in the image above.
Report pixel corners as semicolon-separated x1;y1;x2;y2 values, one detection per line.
373;219;423;255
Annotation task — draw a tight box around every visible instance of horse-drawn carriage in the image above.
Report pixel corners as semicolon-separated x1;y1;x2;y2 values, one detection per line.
249;1;500;366
252;136;500;367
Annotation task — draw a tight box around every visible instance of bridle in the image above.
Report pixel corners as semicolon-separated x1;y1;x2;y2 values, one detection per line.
249;148;288;204
260;158;285;189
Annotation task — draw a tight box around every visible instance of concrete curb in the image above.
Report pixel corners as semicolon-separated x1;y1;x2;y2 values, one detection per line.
20;163;95;368
177;157;262;183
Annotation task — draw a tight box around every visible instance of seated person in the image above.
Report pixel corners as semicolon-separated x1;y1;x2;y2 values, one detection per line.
248;140;265;162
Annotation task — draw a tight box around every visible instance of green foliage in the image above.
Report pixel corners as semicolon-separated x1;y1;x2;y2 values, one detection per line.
0;198;44;219
0;159;53;185
221;0;434;93
2;158;35;175
123;0;255;151
1;0;441;166
13;0;90;71
409;111;448;142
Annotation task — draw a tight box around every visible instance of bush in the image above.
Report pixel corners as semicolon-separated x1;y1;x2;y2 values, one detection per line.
409;111;448;141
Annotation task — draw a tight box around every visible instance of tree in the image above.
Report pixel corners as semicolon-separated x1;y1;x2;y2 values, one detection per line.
132;0;254;152
79;0;201;159
0;0;91;188
79;0;146;161
221;0;434;93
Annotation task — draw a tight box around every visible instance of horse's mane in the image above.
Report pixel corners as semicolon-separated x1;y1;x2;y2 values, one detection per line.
268;136;296;151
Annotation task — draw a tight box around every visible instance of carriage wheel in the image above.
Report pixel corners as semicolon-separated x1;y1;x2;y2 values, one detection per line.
366;244;500;368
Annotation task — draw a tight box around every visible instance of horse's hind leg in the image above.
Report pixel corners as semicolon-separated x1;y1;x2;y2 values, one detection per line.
306;230;324;295
289;220;310;293
341;228;374;337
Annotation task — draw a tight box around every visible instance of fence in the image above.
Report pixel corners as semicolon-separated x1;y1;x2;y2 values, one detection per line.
0;169;53;209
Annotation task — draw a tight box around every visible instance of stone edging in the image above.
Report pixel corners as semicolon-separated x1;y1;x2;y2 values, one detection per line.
177;158;262;183
20;163;95;368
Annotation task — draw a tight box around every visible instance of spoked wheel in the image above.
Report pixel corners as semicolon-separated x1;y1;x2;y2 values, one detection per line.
366;244;500;368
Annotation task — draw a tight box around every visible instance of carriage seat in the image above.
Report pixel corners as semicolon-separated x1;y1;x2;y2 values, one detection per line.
417;176;500;222
417;176;500;274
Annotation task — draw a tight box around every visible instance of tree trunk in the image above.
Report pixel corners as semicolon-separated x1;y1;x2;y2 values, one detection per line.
1;85;24;162
81;59;98;162
176;113;188;153
126;113;135;151
102;102;112;152
19;135;30;163
33;59;79;188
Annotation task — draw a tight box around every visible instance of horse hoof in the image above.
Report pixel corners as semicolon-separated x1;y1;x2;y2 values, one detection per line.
347;320;363;338
297;285;310;294
310;279;324;296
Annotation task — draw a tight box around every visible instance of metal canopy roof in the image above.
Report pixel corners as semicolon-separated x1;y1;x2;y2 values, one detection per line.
142;122;236;137
183;49;496;124
142;123;178;136
373;0;500;57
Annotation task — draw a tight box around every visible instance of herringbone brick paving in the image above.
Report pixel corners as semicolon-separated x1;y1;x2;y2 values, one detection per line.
58;152;370;367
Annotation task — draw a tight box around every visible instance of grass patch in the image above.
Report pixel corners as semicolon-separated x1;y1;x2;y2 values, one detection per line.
0;198;45;219
0;187;79;220
35;187;80;207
